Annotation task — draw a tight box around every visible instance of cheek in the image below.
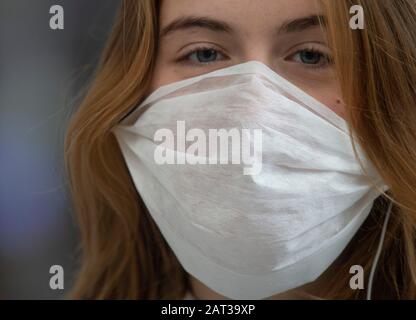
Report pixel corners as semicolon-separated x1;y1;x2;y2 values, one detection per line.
332;98;347;120
302;87;347;120
148;63;169;94
316;94;347;119
323;97;347;120
284;69;347;120
147;61;188;95
147;49;179;94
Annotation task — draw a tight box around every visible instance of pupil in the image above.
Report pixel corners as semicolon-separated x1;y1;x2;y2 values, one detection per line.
197;49;217;62
300;51;321;64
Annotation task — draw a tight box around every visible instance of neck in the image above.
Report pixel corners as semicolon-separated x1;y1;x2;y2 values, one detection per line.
188;274;326;300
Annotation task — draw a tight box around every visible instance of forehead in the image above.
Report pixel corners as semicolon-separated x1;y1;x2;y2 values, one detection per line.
159;0;323;30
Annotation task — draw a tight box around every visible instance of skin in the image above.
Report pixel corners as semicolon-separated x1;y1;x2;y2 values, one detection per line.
150;0;347;299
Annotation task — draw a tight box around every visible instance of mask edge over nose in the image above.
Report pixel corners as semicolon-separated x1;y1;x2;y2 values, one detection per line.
116;60;348;134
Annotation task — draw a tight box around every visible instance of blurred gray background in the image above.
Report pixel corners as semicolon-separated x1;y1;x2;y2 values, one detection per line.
0;0;121;299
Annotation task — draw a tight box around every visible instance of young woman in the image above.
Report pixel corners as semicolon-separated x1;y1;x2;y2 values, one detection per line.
65;0;416;299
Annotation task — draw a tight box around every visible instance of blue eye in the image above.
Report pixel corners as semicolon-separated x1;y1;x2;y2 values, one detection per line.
189;49;219;63
299;50;322;64
291;49;331;67
177;46;228;66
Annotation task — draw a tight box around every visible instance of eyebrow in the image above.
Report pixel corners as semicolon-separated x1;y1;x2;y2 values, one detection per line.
279;15;326;34
160;16;233;38
159;14;326;39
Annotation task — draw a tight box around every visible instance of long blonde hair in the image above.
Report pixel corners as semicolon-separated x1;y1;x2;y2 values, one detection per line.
65;0;416;299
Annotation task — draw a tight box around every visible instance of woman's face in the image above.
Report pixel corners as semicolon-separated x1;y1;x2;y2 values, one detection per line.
150;0;346;119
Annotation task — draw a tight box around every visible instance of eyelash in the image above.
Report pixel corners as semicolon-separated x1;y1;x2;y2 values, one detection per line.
176;45;333;69
287;46;333;69
176;45;227;66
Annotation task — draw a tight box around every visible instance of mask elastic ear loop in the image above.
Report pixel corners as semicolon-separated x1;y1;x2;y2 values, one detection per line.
366;200;394;300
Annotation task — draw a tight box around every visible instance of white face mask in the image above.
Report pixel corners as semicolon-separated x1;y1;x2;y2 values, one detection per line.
113;61;389;300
